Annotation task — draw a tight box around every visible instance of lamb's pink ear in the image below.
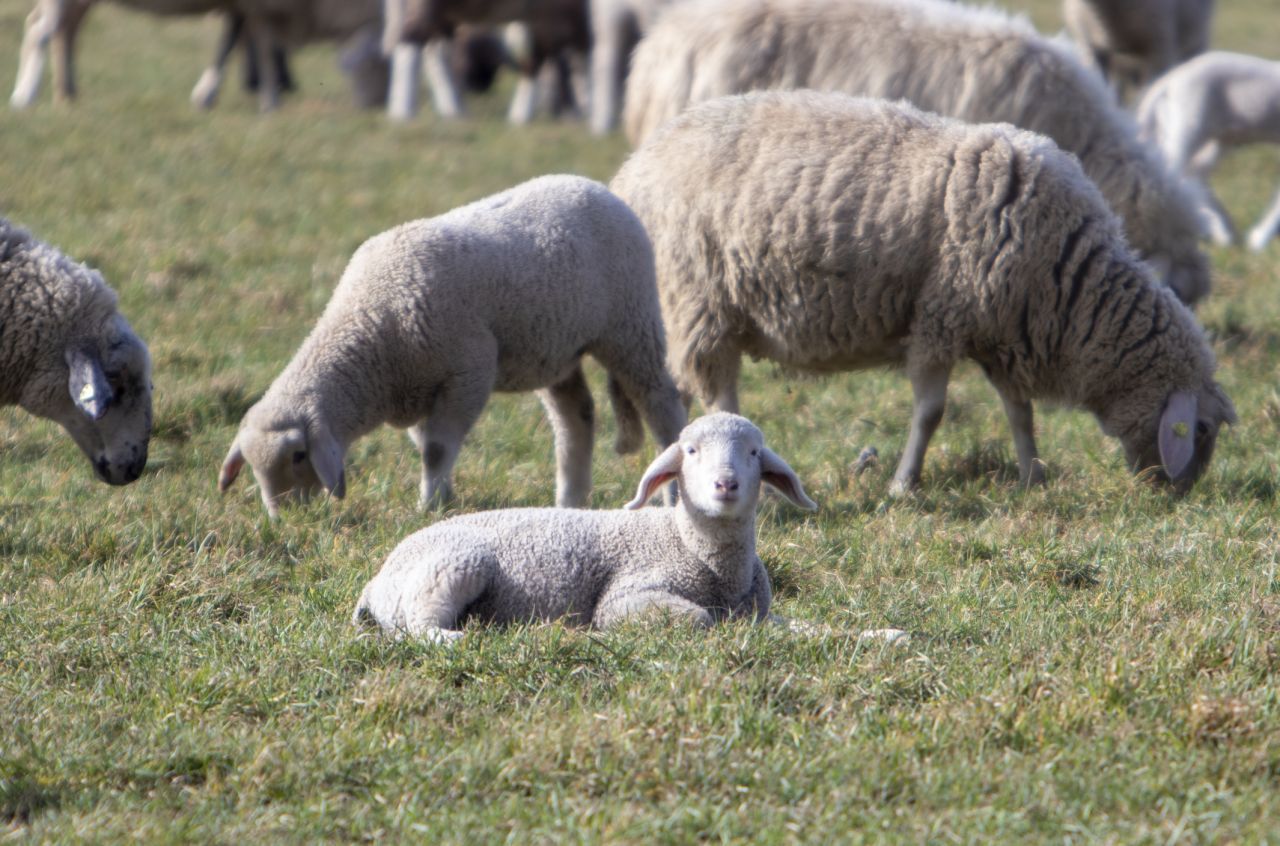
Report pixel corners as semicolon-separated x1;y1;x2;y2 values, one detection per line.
760;447;818;511
219;439;245;492
309;424;347;499
1158;390;1198;480
625;443;683;509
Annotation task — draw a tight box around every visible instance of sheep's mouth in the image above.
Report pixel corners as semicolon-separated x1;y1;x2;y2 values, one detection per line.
711;491;740;503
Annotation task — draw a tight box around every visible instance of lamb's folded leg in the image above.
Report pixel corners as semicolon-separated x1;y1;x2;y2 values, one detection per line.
889;363;951;496
594;588;713;629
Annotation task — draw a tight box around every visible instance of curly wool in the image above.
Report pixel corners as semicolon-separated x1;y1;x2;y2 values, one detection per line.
622;0;1211;305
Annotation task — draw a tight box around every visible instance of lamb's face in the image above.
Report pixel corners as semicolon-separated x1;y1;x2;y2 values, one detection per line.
625;413;817;515
218;406;347;518
1111;381;1236;493
45;315;152;486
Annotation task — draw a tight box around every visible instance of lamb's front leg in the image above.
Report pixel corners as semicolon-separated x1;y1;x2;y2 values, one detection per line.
594;587;714;629
537;366;595;508
1247;182;1280;253
889;363;951;497
994;387;1045;486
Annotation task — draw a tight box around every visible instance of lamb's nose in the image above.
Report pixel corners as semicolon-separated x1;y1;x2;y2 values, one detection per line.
715;477;739;492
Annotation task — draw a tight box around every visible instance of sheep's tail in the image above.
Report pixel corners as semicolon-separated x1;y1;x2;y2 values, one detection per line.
608;375;646;455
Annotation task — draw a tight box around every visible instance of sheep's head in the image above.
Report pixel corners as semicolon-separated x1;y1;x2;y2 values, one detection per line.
625;413;817;517
40;314;152;486
1108;381;1236;494
218;406;346;518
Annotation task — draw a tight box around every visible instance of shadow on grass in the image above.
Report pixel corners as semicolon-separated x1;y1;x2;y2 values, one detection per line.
1;772;65;826
152;383;258;443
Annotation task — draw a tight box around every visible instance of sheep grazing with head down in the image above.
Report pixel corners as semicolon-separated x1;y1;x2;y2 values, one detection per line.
1138;51;1280;252
352;412;817;643
611;92;1236;495
219;175;687;517
0;218;152;485
622;0;1212;306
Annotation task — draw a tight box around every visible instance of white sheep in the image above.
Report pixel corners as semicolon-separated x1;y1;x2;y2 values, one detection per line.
1137;51;1280;252
0;218;153;485
352;412;817;643
610;91;1236;495
586;0;677;135
218;175;687;517
1063;0;1215;102
621;0;1212;306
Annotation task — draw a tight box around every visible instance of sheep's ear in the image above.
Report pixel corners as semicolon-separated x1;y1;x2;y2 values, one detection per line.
66;347;113;421
760;447;818;511
219;439;246;492
625;442;683;509
1158;390;1198;480
309;424;347;499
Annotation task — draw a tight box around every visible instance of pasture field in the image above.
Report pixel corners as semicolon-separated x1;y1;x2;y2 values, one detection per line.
4;0;1280;841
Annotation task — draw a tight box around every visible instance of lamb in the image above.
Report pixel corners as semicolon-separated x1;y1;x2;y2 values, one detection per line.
1137;51;1280;252
218;175;687;517
0;218;152;485
382;0;588;123
587;0;678;135
621;0;1212;307
1063;0;1215;102
352;412;817;643
610;92;1236;495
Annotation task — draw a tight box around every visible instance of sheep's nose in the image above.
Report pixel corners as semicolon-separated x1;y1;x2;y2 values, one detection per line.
715;477;739;493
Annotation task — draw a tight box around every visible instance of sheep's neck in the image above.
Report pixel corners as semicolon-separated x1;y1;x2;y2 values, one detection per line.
278;346;396;446
674;505;757;580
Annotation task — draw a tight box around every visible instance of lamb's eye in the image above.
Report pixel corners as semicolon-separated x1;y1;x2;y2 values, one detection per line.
750;448;759;457
685;445;697;455
293;451;307;464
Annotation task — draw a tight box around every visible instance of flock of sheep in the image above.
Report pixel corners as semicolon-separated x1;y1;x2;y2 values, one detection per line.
4;0;1278;641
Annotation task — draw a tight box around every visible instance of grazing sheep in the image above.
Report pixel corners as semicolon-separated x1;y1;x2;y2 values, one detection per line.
1138;51;1280;252
611;92;1235;495
218;175;686;517
382;0;588;123
622;0;1212;306
587;0;677;135
352;412;817;643
1063;0;1215;102
0;219;152;485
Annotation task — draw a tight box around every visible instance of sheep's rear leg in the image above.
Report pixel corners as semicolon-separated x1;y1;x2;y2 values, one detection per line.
1247;183;1280;253
423;38;463;118
537;366;595;508
11;0;61;108
594;587;713;629
996;388;1045;486
387;42;421;121
412;372;494;508
889;364;951;497
49;0;87;103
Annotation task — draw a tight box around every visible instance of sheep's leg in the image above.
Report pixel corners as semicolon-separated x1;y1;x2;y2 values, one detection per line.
588;16;626;135
507;72;539;125
889;364;951;497
49;0;87;103
995;389;1045;487
412;373;493;508
12;0;61;108
247;20;281;112
191;12;241;109
387;42;421;121
593;587;713;629
1247;183;1280;253
537;366;595;508
397;552;497;643
422;38;463;118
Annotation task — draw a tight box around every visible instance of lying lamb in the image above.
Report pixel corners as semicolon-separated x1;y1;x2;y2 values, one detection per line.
1063;0;1215;102
1138;51;1280;252
611;92;1236;495
0;218;152;485
219;175;686;517
621;0;1212;306
352;412;817;642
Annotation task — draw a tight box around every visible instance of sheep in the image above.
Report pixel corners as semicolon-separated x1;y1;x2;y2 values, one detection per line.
218;175;687;517
610;91;1236;496
1063;0;1215;102
10;0;384;113
0;218;153;485
1137;51;1280;253
587;0;678;135
352;412;817;643
621;0;1212;307
382;0;588;123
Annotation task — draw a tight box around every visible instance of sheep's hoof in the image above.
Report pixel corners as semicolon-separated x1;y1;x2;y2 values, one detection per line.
1247;229;1273;254
1022;462;1047;487
423;628;464;645
857;628;910;647
887;477;917;499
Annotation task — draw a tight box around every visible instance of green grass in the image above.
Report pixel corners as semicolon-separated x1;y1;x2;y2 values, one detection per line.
4;1;1280;842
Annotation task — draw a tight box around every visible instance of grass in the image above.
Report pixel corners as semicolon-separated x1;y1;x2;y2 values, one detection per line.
3;0;1280;842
